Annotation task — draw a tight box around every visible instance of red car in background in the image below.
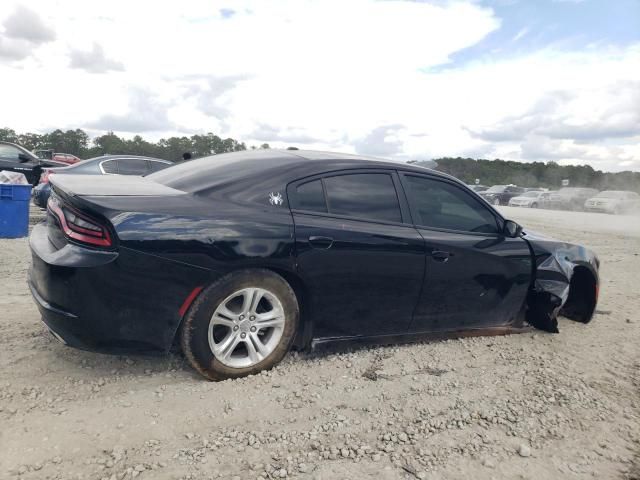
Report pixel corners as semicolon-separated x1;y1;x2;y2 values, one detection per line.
35;150;82;165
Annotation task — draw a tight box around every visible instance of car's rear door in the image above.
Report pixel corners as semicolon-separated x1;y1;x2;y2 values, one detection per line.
289;170;425;339
399;172;532;333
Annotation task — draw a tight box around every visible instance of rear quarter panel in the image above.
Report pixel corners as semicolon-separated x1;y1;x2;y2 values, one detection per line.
84;194;296;275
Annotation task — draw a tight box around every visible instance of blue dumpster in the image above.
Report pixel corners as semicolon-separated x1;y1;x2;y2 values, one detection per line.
0;184;32;238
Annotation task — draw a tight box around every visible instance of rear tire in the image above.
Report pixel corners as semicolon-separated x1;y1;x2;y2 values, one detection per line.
181;269;299;381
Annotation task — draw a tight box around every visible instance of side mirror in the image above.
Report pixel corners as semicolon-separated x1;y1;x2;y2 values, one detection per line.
18;153;31;163
503;219;522;238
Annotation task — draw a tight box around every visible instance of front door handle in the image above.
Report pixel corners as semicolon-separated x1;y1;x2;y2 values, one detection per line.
431;250;452;262
309;236;334;249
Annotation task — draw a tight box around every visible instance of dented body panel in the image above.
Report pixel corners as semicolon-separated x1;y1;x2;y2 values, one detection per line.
523;230;599;332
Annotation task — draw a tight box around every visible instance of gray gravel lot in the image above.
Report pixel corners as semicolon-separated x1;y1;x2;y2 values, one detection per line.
1;207;639;479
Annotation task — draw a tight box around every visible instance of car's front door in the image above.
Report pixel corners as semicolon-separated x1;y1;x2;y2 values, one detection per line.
289;170;425;339
399;173;532;333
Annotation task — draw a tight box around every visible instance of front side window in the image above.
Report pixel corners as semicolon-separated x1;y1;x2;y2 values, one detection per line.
0;144;21;161
404;175;500;234
116;159;149;175
291;179;327;213
324;173;402;223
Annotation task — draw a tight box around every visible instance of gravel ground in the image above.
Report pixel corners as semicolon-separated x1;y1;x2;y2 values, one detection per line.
1;206;639;480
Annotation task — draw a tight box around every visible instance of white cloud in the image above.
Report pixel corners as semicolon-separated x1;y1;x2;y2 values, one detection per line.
0;0;638;171
69;42;124;73
0;5;55;60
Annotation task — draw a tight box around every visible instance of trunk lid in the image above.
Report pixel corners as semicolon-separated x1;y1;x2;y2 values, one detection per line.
49;174;184;197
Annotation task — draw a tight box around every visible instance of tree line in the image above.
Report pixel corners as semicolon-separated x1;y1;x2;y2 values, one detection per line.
0;127;267;162
1;127;638;192
429;157;640;193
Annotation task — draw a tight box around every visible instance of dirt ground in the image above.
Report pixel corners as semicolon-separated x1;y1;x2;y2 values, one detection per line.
1;206;639;480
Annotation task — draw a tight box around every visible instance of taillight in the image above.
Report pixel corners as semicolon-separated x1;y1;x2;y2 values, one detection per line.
40;170;51;184
47;196;112;247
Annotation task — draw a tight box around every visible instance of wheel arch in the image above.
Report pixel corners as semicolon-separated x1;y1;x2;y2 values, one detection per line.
171;266;313;352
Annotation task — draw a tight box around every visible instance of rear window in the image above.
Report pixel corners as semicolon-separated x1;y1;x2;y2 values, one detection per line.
324;173;401;223
117;159;149;175
149;160;170;173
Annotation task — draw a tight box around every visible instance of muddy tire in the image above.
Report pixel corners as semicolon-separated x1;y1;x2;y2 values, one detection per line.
181;269;299;381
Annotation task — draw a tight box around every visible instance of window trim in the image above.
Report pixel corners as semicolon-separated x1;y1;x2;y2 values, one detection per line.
397;171;505;237
287;169;411;227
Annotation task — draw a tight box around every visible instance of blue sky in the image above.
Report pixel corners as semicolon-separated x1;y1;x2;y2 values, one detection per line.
433;0;640;69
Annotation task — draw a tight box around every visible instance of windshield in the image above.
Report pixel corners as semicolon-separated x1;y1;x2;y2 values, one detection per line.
522;191;540;198
485;185;506;193
595;191;626;199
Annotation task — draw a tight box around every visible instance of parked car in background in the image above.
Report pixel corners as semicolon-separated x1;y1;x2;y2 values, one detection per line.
508;190;553;208
478;185;525;206
524;187;548;192
547;187;600;211
584;191;640;214
32;155;173;208
0;141;68;186
467;184;488;192
35;150;83;165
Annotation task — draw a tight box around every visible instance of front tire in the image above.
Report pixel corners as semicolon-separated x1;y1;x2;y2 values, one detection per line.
181;269;299;381
531;202;538;208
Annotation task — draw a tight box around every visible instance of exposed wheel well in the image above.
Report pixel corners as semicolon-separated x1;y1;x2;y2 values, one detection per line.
560;266;597;323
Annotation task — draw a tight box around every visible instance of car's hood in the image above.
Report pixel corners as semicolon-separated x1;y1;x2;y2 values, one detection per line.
510;196;532;202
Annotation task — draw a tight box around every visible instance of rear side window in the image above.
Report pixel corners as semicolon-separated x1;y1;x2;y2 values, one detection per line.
149;160;170;173
101;160;118;174
116;159;149;175
291;179;326;212
324;173;402;223
404;175;499;234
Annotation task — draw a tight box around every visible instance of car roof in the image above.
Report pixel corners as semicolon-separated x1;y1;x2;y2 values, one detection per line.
148;148;451;193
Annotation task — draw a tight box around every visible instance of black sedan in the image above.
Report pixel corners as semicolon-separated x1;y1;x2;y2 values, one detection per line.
28;150;600;380
479;185;526;206
0;141;68;185
32;155;173;208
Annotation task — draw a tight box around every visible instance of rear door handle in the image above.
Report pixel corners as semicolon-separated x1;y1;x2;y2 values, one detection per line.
431;250;452;262
308;236;334;249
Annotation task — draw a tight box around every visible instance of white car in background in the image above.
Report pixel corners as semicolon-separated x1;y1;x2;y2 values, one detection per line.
508;190;552;208
584;191;640;214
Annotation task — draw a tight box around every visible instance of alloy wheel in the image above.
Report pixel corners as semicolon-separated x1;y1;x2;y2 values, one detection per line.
208;287;285;368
